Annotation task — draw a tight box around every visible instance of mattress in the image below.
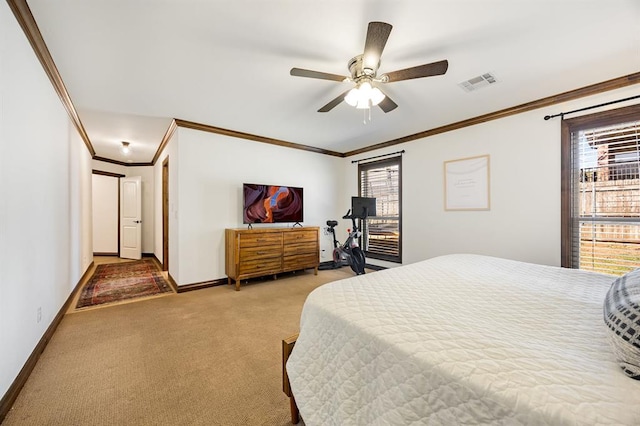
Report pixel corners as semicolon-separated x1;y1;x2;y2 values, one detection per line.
286;254;640;425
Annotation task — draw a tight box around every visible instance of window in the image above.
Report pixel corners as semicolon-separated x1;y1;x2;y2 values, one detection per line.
358;156;402;263
561;104;640;275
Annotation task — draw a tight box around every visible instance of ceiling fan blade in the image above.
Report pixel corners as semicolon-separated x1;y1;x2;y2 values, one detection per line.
290;68;347;82
378;94;398;113
363;22;393;72
383;59;449;82
318;90;351;112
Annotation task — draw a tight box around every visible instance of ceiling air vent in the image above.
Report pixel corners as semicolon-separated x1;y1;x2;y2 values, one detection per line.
458;72;498;92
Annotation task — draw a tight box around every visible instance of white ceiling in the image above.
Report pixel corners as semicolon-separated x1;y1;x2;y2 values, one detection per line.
25;0;640;164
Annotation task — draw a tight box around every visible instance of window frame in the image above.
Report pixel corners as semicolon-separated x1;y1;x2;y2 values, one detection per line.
358;156;402;263
560;103;640;269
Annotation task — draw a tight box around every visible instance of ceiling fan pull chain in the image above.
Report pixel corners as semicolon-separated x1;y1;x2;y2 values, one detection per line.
362;104;373;124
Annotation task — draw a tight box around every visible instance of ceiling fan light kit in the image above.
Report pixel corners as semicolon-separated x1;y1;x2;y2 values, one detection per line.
345;81;385;109
290;21;448;119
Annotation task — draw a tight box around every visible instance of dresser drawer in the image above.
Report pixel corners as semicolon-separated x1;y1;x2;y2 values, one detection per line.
284;230;317;244
239;233;283;248
283;253;318;271
283;242;317;256
240;245;282;261
239;258;282;275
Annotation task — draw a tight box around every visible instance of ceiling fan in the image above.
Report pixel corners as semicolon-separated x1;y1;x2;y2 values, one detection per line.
290;21;448;114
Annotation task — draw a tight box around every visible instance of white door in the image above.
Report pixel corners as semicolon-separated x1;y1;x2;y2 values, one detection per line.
120;176;142;260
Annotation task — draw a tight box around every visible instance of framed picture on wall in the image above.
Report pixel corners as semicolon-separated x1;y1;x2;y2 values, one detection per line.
444;155;490;211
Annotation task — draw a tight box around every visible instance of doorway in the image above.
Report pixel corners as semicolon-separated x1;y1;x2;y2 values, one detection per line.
92;170;124;256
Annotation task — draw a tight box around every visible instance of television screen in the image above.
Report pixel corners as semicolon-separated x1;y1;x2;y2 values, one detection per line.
243;184;304;224
351;196;377;218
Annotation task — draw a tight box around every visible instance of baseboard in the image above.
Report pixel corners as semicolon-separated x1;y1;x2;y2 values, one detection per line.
144;253;163;269
144;254;166;274
165;272;226;294
176;278;226;293
166;273;179;293
0;261;94;424
94;253;155;258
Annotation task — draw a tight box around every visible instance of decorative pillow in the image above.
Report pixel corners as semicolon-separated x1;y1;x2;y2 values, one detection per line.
603;268;640;379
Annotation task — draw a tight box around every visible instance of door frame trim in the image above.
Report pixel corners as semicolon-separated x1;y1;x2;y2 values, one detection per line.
162;157;169;272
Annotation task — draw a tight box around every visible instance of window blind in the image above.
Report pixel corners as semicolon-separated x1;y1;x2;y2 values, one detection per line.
358;157;402;262
571;119;640;275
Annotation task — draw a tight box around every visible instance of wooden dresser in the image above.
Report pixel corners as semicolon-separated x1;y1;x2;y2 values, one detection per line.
225;227;319;291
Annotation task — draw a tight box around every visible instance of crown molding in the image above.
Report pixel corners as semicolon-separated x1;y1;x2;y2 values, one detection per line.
7;0;95;157
174;119;345;158
344;72;640;157
93;156;153;167
151;119;178;165
92;169;125;178
148;71;640;164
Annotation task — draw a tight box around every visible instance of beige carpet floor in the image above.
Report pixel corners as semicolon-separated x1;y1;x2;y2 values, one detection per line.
3;268;356;426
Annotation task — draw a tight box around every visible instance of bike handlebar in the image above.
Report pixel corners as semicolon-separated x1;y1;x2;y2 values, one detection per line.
342;209;369;221
342;209;360;232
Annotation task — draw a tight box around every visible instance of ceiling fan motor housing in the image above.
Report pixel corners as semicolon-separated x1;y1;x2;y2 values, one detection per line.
348;54;379;82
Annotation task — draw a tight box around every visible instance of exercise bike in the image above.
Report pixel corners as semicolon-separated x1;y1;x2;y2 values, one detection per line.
319;209;367;275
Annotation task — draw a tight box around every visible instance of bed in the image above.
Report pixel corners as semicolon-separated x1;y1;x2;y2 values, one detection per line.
285;254;640;425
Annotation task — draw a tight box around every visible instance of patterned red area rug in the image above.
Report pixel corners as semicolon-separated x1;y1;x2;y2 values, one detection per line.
76;259;173;309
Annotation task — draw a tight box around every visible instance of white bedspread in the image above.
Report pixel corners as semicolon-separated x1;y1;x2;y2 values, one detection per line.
286;254;640;425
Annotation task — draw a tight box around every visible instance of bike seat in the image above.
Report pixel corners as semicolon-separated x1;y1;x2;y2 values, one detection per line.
326;220;338;228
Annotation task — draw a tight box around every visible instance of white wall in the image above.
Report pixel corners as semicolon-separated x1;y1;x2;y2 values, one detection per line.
69;131;93;283
165;127;344;286
344;86;640;268
92;174;119;253
0;0;91;399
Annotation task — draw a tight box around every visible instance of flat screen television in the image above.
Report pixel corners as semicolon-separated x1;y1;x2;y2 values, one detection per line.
243;184;304;224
